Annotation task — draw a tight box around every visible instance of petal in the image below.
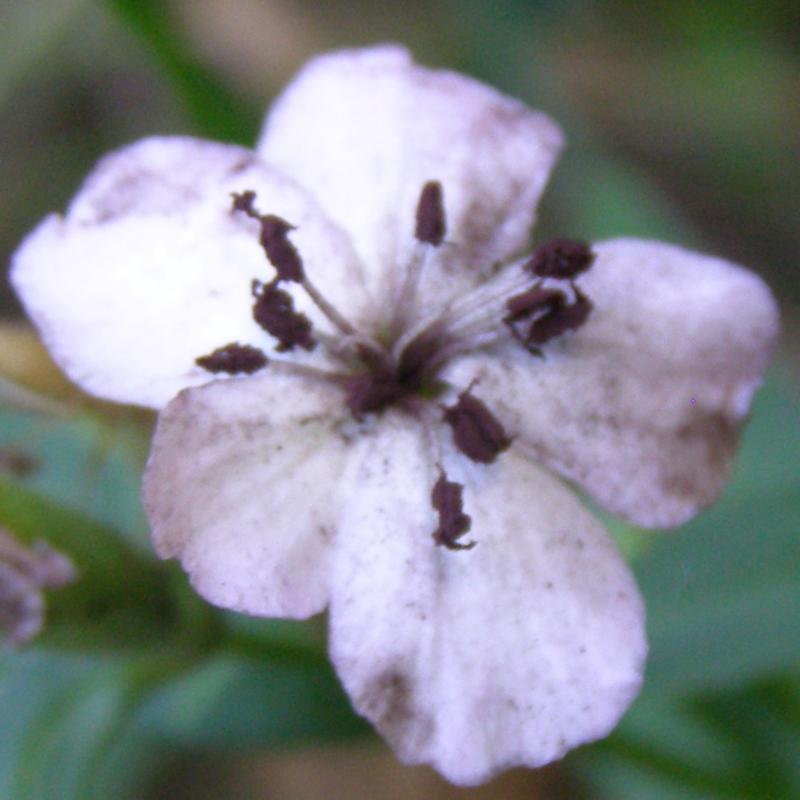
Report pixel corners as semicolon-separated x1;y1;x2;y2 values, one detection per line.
142;371;353;617
328;415;645;785
258;45;563;309
443;239;780;528
11;136;367;409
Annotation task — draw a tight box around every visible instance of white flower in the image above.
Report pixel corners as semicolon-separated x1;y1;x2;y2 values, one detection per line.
10;45;778;784
0;526;76;646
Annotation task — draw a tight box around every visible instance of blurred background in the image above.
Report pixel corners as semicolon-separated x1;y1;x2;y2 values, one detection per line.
0;1;798;798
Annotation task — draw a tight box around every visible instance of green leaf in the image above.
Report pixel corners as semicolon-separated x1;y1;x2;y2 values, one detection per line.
6;653;183;800
579;680;800;800
545;148;698;245
0;477;214;653
138;652;367;750
0;648;201;800
638;371;800;696
0;404;151;543
577;370;800;798
101;0;258;142
0;648;364;800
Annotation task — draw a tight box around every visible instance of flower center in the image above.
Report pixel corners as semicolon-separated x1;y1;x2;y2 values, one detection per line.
194;184;596;550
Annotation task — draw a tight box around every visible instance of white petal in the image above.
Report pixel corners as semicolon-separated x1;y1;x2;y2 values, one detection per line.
143;371;354;617
258;45;563;310
328;415;645;785
443;239;780;528
11;136;367;409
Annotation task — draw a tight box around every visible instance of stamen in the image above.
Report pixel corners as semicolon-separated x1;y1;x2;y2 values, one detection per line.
442;385;511;464
427;240;595;345
503;286;565;351
258;215;305;283
252;280;316;352
389;180;448;339
397;265;530;358
505;286;565;321
527;238;595;279
196;343;269;374
415;181;446;246
263;359;349;384
233;191;357;337
299;276;357;336
525;285;593;345
400;237;596;367
424;330;509;370
232;192;304;283
431;468;475;551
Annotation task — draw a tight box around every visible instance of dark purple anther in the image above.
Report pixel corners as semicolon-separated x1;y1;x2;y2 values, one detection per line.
195;342;269;374
504;286;564;353
252;281;315;352
431;469;474;551
443;387;511;464
415;181;446;246
231;190;257;215
231;191;304;282
527;286;593;345
259;215;305;282
504;286;565;324
527;238;595;280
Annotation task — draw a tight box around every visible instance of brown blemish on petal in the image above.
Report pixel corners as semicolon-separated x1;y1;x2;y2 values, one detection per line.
357;669;434;751
660;411;736;501
365;671;412;726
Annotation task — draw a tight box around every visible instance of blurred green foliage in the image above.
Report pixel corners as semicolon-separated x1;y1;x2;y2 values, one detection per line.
0;1;798;798
104;0;258;142
0;407;365;799
578;373;800;799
